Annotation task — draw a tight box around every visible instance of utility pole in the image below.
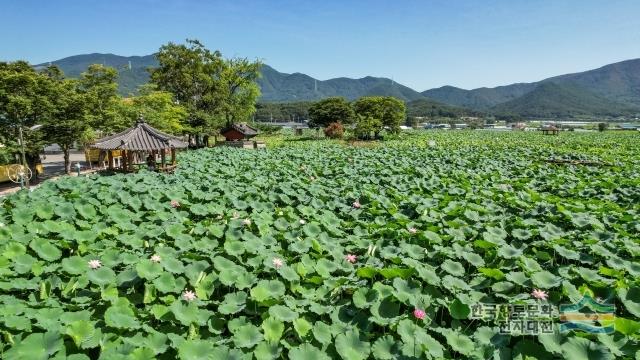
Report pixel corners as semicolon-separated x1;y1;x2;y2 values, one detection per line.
18;126;29;187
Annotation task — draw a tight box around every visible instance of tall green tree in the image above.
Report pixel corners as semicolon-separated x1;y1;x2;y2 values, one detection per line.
43;76;88;174
219;57;262;127
78;64;122;132
352;96;406;138
149;39;223;145
308;97;354;128
150;39;261;146
116;85;188;134
0;61;53;173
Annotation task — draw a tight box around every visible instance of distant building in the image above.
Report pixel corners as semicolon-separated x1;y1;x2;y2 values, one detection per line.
511;122;527;131
617;123;640;130
220;123;259;141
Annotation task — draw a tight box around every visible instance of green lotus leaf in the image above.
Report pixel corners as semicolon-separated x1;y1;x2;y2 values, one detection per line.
441;259;465;276
104;302;139;329
268;305;298;322
136;259;163;280
224;240;246;256
87;266;117;286
537;329;564;355
29;238;61;262
251;280;285;302
491;281;515;293
370;297;401;325
303;222;322;237
262;317;284;343
55;203;76;218
128;347;156;360
277;265;300;282
232;324;263;348
335;330;371;360
371;335;398;359
60;256;85;274
65;320;101;349
253;342;281;360
312;321;332;345
153;272;179;293
171;301;208;326
314;258;338;277
531;270;561;289
392;278;421;303
353;288;379;309
561;337;612;360
505;271;529;285
3;331;63;360
219;292;247;315
449;298;471;319
497;244;523;259
288;343;330;360
75;204;97;219
444;330;475;356
378;267;414;279
461;251;485;267
617;287;640;317
34;203;54;220
4;315;31;330
614;317;640;336
293;317;313;337
178;339;214;360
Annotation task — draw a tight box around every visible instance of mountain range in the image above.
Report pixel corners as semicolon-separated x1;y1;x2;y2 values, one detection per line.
33;54;640;118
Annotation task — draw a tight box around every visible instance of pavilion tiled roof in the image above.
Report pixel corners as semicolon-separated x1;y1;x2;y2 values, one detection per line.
92;121;188;151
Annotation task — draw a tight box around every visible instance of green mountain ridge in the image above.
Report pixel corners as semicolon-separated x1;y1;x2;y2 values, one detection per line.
32;53;640;118
491;82;638;118
423;58;640;111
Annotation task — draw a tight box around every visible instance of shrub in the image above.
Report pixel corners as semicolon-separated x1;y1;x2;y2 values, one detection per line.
323;122;344;139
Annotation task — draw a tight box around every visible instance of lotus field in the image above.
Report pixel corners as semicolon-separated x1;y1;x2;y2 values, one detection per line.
1;131;640;359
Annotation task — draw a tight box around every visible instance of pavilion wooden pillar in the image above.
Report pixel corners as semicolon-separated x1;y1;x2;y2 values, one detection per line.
122;150;128;171
160;149;166;169
171;148;176;165
128;151;134;171
107;150;114;170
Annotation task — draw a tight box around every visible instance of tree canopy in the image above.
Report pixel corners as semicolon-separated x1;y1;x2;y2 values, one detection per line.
308;97;354;128
150;39;262;145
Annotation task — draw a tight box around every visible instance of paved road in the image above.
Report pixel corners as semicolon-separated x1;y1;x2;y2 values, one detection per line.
40;151;89;176
0;150;90;195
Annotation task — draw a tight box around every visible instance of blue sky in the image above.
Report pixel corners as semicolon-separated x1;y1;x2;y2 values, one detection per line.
1;0;639;90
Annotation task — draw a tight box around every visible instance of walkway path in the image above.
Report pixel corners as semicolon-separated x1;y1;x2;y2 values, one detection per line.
0;151;93;197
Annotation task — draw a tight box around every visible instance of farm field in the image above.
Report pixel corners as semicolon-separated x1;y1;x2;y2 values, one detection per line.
0;131;639;359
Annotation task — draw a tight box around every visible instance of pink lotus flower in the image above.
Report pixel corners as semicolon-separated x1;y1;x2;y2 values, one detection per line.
170;200;180;208
150;254;161;263
88;259;102;269
413;308;426;320
352;201;361;209
408;227;417;234
182;290;197;301
272;257;284;269
531;289;548;300
242;218;252;226
345;254;357;263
